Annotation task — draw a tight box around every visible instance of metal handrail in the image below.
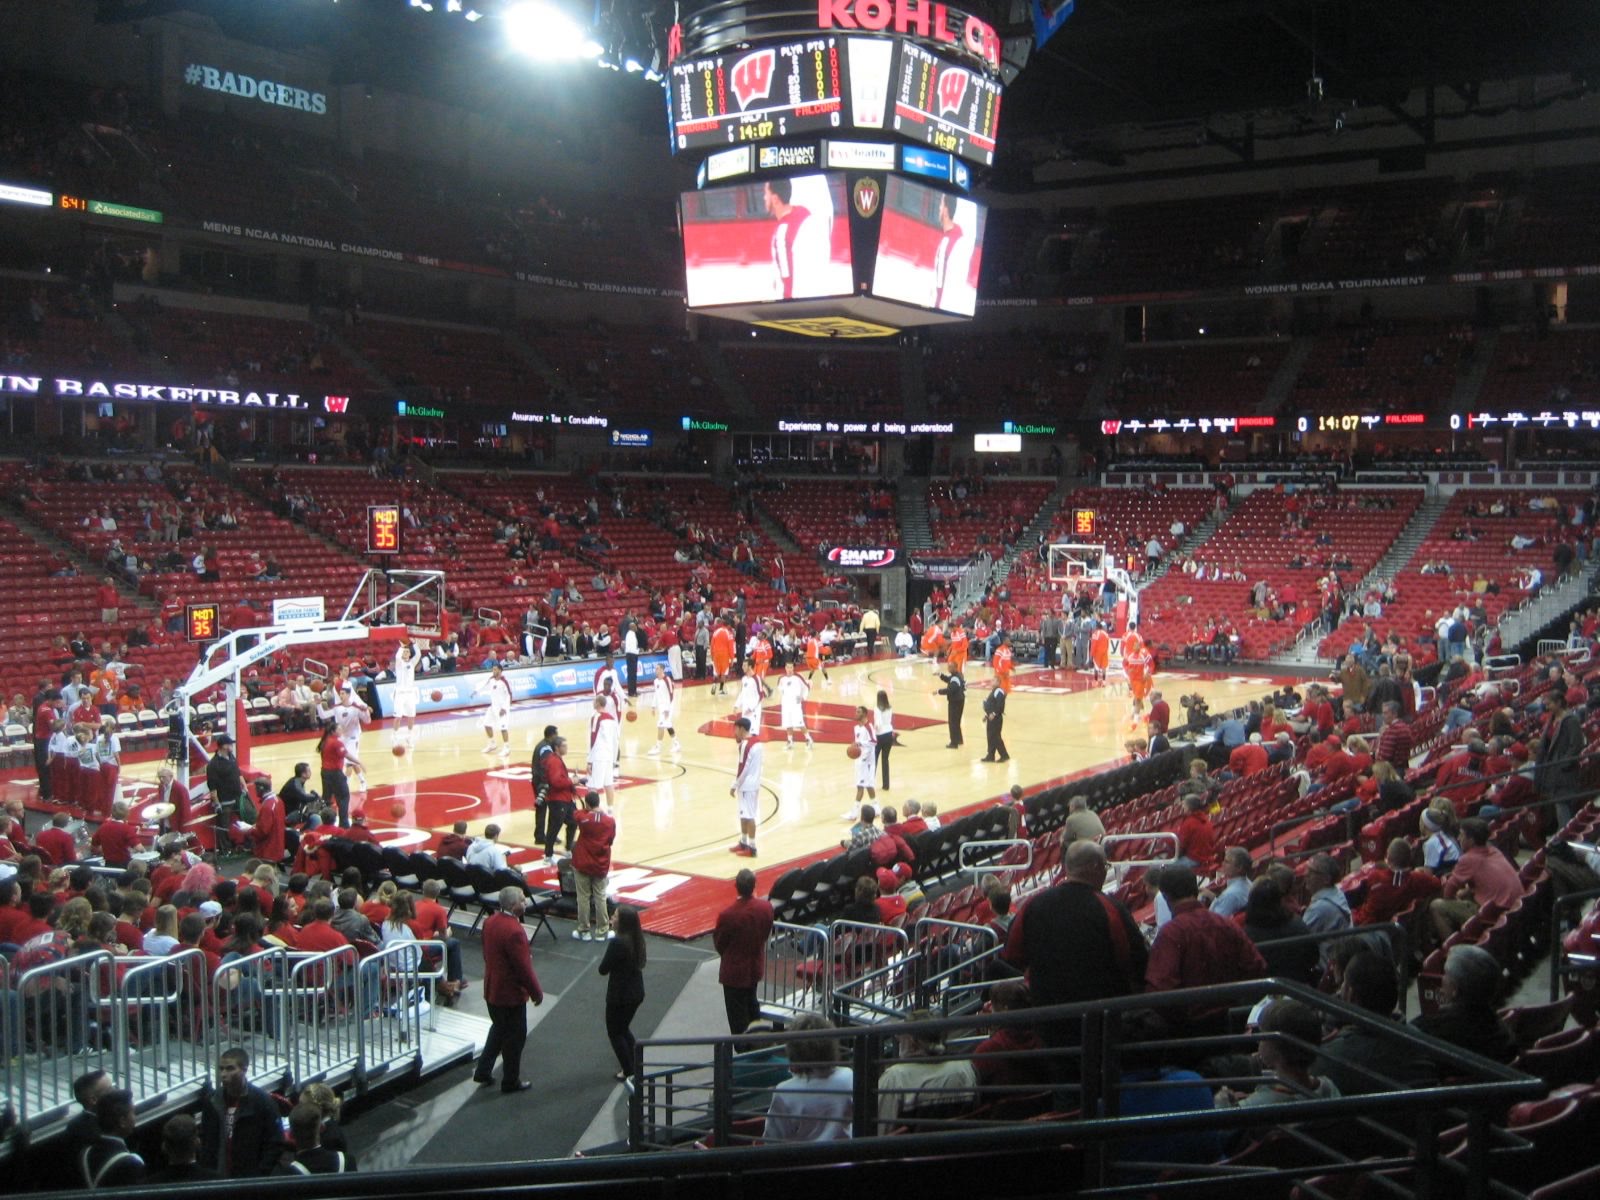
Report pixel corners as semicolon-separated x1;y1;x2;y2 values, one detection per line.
957;837;1030;876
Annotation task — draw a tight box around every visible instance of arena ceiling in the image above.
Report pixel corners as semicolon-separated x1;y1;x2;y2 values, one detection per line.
93;0;1600;150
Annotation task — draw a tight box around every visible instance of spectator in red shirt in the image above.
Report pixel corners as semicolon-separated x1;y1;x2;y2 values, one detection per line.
1433;740;1489;815
1227;733;1270;778
295;898;350;953
1147;692;1171;737
1304;733;1342;773
473;887;545;1093
1353;838;1442;926
1146;866;1267;1031
1375;702;1412;769
409;878;464;998
89;800;144;867
1174;794;1220;868
712;868;774;1035
437;821;473;861
36;812;79;866
972;979;1049;1092
1428;818;1524;944
572;791;616;941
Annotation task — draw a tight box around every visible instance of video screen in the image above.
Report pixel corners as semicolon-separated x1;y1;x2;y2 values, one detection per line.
871;175;985;316
681;173;854;307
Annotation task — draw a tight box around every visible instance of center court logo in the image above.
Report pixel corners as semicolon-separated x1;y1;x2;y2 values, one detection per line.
183;63;328;115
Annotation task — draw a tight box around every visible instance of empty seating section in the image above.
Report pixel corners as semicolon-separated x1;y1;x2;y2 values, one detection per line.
0;276;143;373
1077;194;1274;287
521;323;722;419
1140;489;1421;659
1499;166;1600;269
1324;490;1580;662
1294;320;1468;413
145;111;362;244
1478;328;1600;412
1284;178;1454;279
925;480;1053;556
124;302;368;395
757;480;899;556
356;320;537;408
720;344;901;419
442;473;790;627
0;462;375;695
0;511;133;702
1111;339;1288;416
921;330;1101;419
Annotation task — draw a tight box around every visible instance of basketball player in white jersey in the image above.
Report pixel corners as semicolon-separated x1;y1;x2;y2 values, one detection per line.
318;684;371;789
593;655;622;720
845;704;878;817
735;669;763;734
777;661;814;748
474;664;513;754
729;716;763;857
647;664;680;756
586;694;619;810
391;643;420;745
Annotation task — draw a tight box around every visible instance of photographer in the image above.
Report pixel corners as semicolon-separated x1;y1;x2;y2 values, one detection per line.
1179;694;1211;736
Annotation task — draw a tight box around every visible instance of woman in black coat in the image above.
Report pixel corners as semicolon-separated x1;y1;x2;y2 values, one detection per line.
600;906;647;1085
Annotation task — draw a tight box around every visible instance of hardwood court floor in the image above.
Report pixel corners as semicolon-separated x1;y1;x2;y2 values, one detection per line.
101;656;1290;935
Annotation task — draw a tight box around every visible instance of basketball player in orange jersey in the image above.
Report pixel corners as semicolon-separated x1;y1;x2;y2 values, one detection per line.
710;619;735;695
1121;623;1154;722
804;630;830;685
946;624;970;675
1088;623;1111;684
991;637;1015;694
750;632;774;699
920;621;945;667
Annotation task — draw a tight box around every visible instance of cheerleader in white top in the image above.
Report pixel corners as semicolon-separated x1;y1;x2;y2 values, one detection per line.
647;664;681;755
777;661;814;748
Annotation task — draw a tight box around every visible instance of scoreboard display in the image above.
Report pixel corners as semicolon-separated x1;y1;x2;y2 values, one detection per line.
890;41;1001;165
186;602;220;643
367;504;402;555
671;37;847;151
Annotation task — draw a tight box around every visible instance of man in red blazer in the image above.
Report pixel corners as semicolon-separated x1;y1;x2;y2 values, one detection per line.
711;868;773;1035
474;887;544;1093
154;765;195;839
241;780;285;863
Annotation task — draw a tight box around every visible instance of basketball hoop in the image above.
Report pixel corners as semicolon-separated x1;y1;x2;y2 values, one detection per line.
1047;543;1107;586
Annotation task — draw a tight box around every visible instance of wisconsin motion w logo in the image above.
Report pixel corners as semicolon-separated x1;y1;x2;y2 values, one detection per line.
730;49;776;110
936;67;970;117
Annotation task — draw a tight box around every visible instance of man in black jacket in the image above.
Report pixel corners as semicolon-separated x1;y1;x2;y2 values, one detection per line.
80;1090;146;1189
200;1047;285;1177
1001;841;1146;1049
205;735;244;826
981;682;1009;763
530;724;559;849
279;762;321;826
935;669;965;749
1539;687;1586;824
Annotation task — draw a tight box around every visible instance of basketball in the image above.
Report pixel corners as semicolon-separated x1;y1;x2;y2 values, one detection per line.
392;744;406;757
626;709;638;722
847;744;862;759
430;689;443;702
311;680;325;693
390;800;406;817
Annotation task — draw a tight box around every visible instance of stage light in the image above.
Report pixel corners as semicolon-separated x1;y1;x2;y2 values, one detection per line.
408;0;434;11
624;57;643;73
505;1;604;60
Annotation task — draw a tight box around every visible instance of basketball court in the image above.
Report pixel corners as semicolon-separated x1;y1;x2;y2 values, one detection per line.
108;651;1288;937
